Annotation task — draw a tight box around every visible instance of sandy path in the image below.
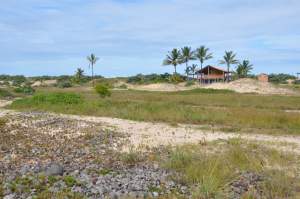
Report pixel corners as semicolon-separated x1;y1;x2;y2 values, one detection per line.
59;114;300;152
1;103;300;153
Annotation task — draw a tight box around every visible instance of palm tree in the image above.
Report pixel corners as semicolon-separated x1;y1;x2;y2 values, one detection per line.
76;68;84;78
185;67;191;80
190;64;197;79
195;46;213;83
74;68;85;84
87;53;99;86
219;51;239;82
180;47;196;76
163;49;182;74
236;60;253;78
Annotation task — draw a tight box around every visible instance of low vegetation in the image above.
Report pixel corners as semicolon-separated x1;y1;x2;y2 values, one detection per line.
12;93;83;106
269;73;297;84
161;139;300;198
127;73;185;84
94;84;111;98
0;88;13;98
9;88;300;135
14;86;35;95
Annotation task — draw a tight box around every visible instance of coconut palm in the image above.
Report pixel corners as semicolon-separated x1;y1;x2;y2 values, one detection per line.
190;64;198;79
163;49;182;74
180;47;196;76
185;67;191;80
219;51;239;82
74;68;85;84
76;68;84;78
195;46;213;83
87;53;99;85
236;60;253;78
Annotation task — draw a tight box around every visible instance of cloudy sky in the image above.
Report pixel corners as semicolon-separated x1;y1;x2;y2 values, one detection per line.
0;0;299;77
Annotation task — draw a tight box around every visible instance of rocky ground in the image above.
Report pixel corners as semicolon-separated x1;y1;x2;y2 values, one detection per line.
0;110;284;199
0;111;188;199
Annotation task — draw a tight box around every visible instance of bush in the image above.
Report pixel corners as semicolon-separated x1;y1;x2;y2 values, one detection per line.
14;86;35;95
57;81;72;88
94;84;111;98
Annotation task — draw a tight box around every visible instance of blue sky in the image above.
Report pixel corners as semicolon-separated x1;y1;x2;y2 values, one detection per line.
0;0;299;77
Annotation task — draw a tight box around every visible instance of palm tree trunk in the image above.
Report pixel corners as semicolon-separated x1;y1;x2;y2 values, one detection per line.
186;61;188;80
227;64;230;83
92;64;94;86
200;62;203;84
174;65;177;74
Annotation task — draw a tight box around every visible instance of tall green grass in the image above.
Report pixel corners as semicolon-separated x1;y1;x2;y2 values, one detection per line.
13;93;83;105
9;89;300;135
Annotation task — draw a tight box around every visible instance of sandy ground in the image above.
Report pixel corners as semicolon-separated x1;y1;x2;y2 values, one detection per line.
1;99;300;153
125;78;297;95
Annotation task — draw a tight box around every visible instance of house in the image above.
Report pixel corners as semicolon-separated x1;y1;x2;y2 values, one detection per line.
195;65;231;84
257;73;268;82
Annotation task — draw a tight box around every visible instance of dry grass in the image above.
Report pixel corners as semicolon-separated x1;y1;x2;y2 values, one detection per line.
161;138;300;198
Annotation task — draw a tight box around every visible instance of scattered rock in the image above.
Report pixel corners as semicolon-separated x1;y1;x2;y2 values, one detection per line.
45;163;64;176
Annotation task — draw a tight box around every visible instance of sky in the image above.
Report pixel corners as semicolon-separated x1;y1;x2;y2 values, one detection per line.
0;0;300;77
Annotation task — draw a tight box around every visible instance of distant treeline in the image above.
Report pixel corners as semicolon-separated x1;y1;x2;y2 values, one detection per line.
0;73;298;85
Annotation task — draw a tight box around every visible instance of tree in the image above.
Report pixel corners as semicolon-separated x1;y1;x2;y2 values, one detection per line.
163;49;182;74
219;51;239;82
185;67;191;80
195;46;213;83
190;64;197;79
74;68;84;83
236;60;253;78
180;46;196;77
87;53;99;86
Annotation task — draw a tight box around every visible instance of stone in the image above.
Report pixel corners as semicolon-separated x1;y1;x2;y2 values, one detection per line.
152;192;159;197
4;194;15;199
45;163;64;176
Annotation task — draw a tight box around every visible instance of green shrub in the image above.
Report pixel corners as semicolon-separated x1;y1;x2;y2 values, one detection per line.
57;81;72;88
14;86;35;95
94;84;111;98
63;176;77;187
